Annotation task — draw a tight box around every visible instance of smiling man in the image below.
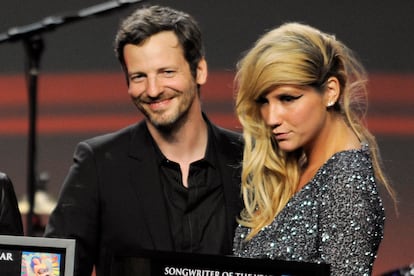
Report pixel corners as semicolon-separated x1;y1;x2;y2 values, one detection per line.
44;5;243;276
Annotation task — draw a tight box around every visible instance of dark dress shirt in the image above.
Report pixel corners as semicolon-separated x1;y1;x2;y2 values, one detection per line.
155;125;227;254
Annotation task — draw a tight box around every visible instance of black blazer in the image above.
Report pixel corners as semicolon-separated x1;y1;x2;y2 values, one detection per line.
0;172;24;235
45;118;243;276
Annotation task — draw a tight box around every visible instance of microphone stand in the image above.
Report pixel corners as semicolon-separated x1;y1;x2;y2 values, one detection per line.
24;35;43;236
0;0;144;236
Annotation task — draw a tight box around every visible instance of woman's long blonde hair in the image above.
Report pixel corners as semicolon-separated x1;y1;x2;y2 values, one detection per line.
235;22;396;239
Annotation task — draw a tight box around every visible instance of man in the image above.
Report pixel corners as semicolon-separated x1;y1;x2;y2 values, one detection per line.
44;5;243;276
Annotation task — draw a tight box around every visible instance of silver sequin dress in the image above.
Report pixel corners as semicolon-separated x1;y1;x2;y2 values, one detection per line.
233;145;385;275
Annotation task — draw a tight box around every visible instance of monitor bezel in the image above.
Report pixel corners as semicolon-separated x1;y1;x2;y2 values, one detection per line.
0;234;75;276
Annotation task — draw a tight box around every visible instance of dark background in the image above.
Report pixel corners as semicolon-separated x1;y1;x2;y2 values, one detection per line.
1;0;414;73
0;1;413;275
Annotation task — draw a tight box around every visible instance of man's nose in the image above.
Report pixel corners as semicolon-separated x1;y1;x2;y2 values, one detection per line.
146;76;162;97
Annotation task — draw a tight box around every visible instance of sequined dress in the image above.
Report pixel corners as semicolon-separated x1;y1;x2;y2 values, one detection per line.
233;145;385;275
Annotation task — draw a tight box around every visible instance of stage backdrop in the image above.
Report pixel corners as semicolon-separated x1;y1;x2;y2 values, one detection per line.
1;1;413;275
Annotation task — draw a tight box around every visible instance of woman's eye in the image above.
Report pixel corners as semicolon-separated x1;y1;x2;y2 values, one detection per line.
255;96;268;105
280;95;302;102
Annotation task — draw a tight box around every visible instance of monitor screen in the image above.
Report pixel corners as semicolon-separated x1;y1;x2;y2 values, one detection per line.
0;235;75;276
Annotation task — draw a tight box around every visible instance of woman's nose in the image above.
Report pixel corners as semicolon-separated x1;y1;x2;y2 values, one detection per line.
262;104;282;127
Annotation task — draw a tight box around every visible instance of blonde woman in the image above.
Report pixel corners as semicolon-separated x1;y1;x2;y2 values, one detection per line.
233;22;396;275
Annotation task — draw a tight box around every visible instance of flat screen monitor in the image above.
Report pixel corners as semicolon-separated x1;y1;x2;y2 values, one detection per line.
0;235;75;276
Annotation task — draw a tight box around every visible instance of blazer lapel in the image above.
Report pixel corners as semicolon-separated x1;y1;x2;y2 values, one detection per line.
208;120;243;251
127;122;174;251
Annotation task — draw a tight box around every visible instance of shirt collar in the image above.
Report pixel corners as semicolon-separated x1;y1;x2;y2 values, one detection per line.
151;120;217;168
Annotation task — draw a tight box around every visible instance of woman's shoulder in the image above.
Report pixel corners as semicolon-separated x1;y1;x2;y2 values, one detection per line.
315;143;380;195
324;143;372;173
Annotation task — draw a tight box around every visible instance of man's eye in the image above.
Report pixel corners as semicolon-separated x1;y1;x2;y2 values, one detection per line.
130;74;145;82
163;70;176;77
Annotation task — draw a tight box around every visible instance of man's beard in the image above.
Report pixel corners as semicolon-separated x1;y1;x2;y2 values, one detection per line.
133;94;194;135
151;107;190;135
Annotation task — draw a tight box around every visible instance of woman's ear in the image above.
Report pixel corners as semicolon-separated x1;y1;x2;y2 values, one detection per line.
196;58;208;85
324;77;340;107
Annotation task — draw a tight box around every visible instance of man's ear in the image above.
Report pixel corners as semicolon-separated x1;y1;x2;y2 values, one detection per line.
196;58;208;85
324;77;340;107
